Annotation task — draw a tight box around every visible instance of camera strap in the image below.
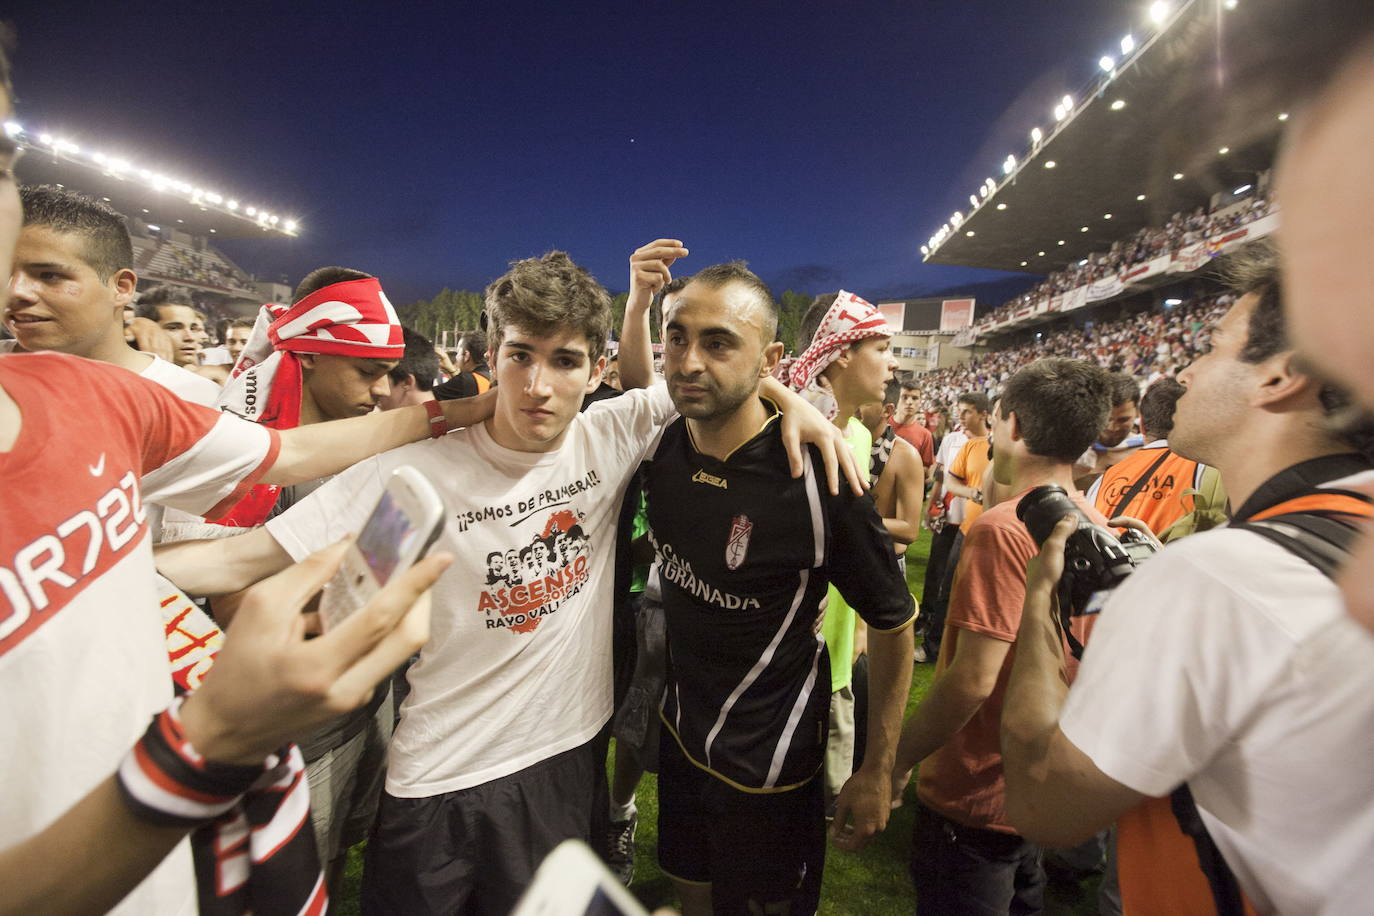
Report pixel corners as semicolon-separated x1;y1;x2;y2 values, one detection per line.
1167;487;1372;916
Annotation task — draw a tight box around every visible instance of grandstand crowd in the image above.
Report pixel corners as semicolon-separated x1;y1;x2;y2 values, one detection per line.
5;9;1374;916
976;194;1274;328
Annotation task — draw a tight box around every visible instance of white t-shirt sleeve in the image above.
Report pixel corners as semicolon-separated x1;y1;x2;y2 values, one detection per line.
1059;532;1293;797
265;457;389;561
581;383;676;466
139;413;278;518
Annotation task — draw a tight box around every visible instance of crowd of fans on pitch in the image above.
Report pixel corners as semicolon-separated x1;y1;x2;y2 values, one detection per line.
975;193;1273;328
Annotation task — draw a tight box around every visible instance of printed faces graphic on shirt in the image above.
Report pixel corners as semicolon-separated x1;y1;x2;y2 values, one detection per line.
1;466;147;657
470;469;602;634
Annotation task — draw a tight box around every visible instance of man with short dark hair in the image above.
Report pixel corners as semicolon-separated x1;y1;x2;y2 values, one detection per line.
891;379;935;473
892;358;1111;915
1074;373;1142;482
432;327;492;399
620;248;913;916
6;187;219;410
1002;249;1374;914
137;286;202;369
224;316;253;363
378;326;440;411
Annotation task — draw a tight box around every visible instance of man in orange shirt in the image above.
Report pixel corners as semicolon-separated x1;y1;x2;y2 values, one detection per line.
891;358;1111;915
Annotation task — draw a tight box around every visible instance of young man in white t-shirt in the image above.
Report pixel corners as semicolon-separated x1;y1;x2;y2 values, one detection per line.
155;249;856;913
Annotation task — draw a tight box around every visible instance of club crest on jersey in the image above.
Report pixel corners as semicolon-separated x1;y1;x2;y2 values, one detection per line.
692;469;727;489
725;515;753;570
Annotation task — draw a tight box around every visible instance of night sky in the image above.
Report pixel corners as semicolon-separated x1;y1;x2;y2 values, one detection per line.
8;0;1135;303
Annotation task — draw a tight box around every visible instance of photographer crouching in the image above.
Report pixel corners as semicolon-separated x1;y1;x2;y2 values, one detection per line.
1001;245;1374;915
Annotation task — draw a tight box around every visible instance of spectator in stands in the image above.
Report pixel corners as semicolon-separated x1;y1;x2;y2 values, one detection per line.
432;328;491;399
1001;248;1374;915
1074;373;1142;483
892;358;1110;916
378;326;440;410
5;186;221;408
136;285;202;368
224;316;253;364
890;378;935;479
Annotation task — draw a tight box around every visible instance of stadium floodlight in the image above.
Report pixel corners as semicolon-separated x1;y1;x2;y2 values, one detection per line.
996;203;1007;210
246;206;257;216
965;231;975;237
284;219;298;233
1099;55;1116;73
3;121;21;137
1164;298;1183;306
1031;126;1043;143
1137;193;1147;200
1044;160;1057;169
969;194;979;208
1053;104;1066;122
206;192;223;204
1020;261;1028;266
1233;184;1252;195
1062;94;1073;110
1110;99;1127;110
1173;172;1184;180
1058;240;1066;245
1218;146;1230;155
1277;112;1289;121
1104;213;1113;219
227;200;239;209
1081;226;1089;232
921;245;929;256
1038;251;1046;256
1121;34;1136;55
1150;1;1172;26
984;177;995;193
38;132;53;145
1003;154;1016;175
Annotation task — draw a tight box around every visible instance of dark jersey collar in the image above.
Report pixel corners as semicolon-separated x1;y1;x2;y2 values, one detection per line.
1231;453;1374;522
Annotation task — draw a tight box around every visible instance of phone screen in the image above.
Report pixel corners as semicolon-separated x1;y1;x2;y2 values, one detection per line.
357;488;423;585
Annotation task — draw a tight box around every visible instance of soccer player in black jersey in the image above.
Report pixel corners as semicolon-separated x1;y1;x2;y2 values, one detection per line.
619;241;915;916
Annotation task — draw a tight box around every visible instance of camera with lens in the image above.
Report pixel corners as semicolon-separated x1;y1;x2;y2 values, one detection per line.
1016;484;1160;657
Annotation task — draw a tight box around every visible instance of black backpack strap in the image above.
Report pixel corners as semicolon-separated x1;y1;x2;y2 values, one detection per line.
1230;512;1363;580
1169;784;1247;916
1169;509;1362;916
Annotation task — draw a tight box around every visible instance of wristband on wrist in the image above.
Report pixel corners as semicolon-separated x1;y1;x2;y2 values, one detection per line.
423;398;450;439
115;697;264;828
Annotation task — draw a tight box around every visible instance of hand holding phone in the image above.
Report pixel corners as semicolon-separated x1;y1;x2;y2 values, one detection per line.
319;466;447;632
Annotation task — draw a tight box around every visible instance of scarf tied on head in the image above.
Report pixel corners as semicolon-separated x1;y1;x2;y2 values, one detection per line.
212;277;404;527
788;290;894;420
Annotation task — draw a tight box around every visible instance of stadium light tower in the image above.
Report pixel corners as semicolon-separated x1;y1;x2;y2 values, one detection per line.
1149;1;1172;26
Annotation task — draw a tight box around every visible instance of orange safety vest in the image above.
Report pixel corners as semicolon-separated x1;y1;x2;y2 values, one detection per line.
1093;446;1203;535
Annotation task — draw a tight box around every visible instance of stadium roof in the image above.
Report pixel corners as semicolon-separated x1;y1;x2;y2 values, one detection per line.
9;124;301;240
921;0;1286;275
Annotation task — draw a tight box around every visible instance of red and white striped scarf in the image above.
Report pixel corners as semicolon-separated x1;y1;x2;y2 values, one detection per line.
788;291;894;420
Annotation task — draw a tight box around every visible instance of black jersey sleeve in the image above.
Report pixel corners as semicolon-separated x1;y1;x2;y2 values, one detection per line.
825;487;916;632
